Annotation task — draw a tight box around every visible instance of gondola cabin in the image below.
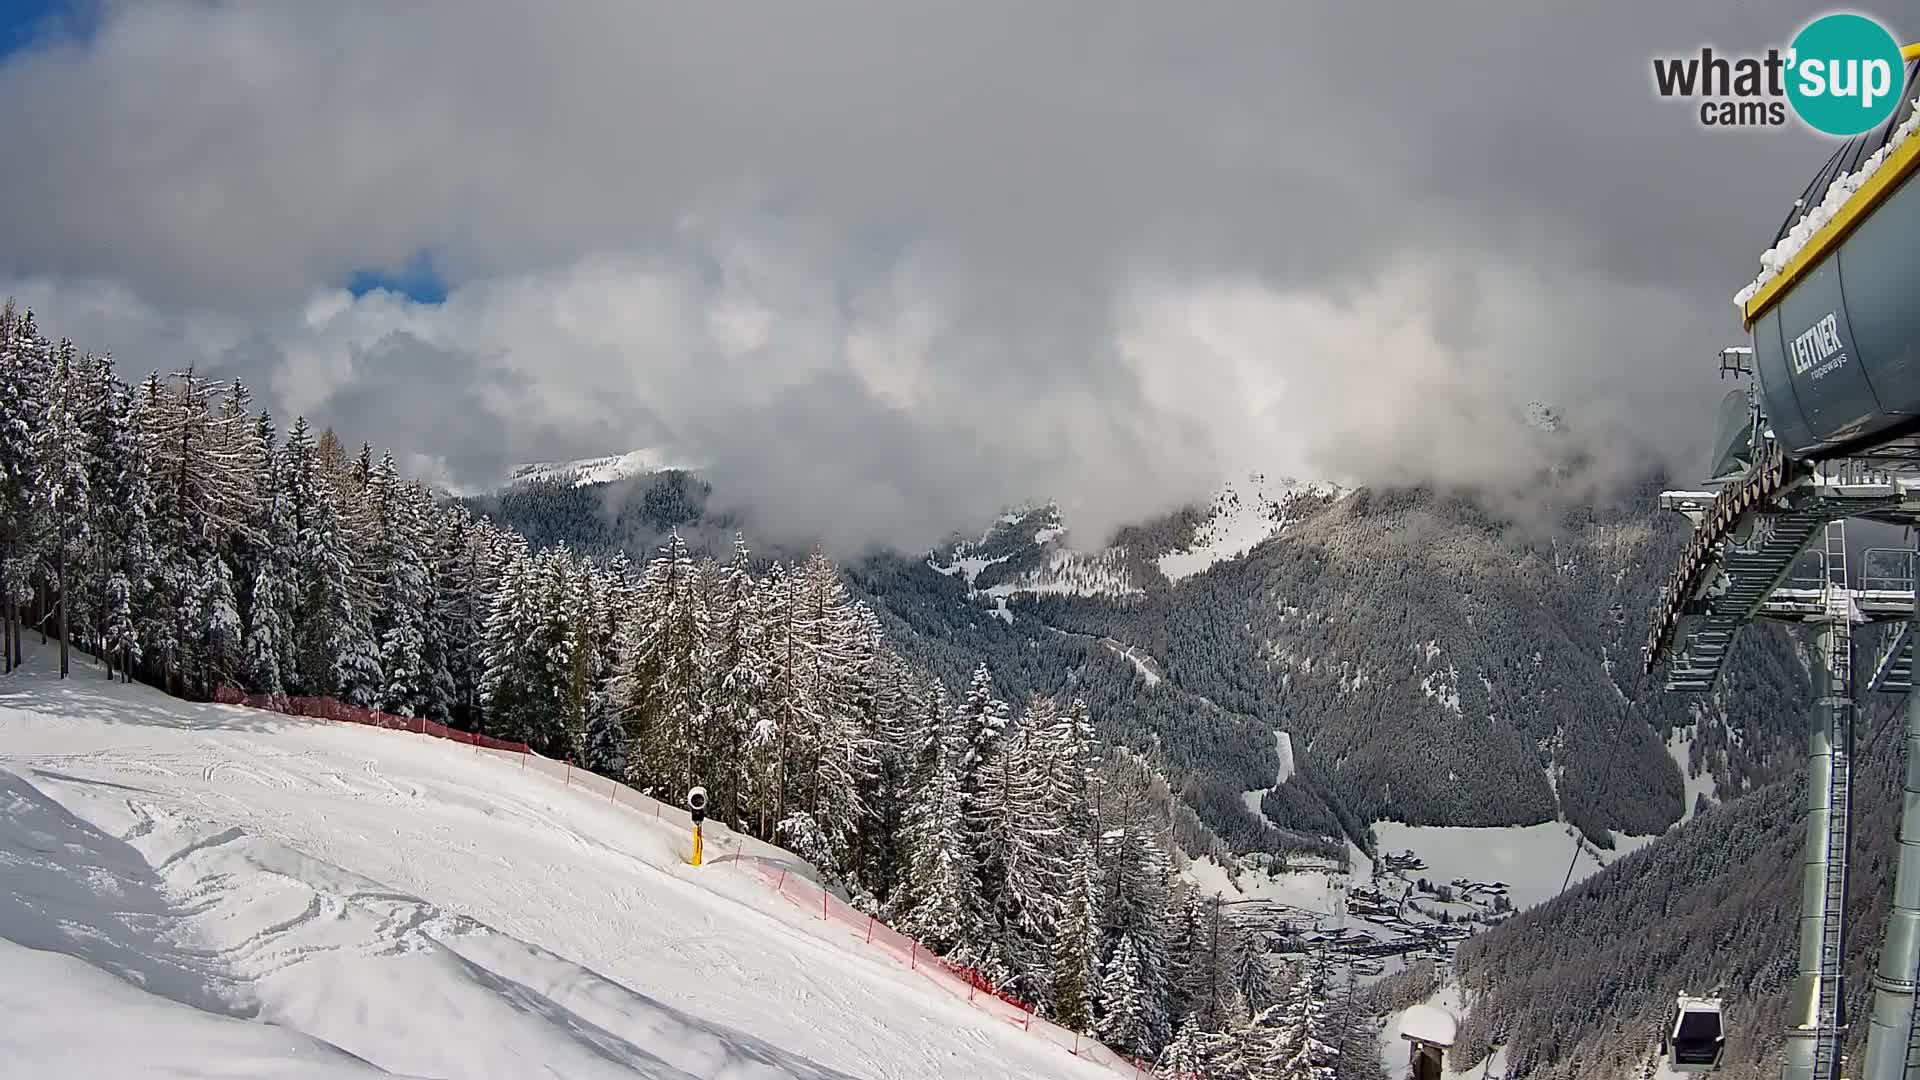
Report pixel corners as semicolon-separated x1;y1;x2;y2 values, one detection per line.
1662;995;1726;1073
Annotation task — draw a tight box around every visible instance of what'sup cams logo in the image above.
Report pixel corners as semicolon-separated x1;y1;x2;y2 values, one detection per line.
1653;12;1908;135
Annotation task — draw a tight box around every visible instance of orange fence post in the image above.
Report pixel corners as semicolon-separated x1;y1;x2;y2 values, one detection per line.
776;869;787;892
910;942;917;970
866;915;875;944
822;887;829;921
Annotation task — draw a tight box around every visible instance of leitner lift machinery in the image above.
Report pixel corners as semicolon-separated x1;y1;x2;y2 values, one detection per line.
1644;46;1920;1080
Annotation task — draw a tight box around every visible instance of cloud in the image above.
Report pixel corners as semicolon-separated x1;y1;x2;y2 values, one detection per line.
0;0;1867;550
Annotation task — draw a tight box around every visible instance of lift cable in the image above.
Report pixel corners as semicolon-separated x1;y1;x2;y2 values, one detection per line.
1558;707;1638;896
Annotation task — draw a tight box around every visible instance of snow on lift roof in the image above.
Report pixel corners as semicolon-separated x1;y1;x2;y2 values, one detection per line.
1735;51;1920;315
1400;1004;1458;1048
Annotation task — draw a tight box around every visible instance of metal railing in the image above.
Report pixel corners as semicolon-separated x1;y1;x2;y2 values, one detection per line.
1861;548;1917;594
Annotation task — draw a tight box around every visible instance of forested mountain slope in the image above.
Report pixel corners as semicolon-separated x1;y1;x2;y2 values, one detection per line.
1451;691;1910;1079
466;477;1335;862
473;464;1813;854
1027;479;1812;843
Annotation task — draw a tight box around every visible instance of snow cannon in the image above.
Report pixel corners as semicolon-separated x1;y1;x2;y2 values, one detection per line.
1746;47;1920;461
1398;1004;1456;1080
686;786;707;867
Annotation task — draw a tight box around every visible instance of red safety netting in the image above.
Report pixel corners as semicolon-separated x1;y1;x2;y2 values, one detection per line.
709;852;1154;1076
210;685;532;753
209;685;1159;1077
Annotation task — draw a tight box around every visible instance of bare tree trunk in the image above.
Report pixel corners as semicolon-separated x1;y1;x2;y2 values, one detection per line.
55;577;69;679
2;588;12;674
36;579;47;645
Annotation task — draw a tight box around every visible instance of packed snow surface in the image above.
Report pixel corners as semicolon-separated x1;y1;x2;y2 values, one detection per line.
1157;473;1346;583
0;646;1112;1080
506;448;701;488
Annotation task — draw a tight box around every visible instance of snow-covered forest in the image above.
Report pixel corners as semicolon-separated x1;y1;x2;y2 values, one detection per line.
0;301;1384;1079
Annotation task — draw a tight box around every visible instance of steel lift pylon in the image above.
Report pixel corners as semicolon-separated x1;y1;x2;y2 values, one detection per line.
1649;444;1920;1080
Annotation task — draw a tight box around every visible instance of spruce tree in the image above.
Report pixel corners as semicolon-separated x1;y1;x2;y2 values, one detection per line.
899;697;989;959
622;531;707;793
78;354;152;681
970;696;1062;1004
1098;805;1175;1056
707;534;767;827
0;304;51;671
371;457;434;717
40;343;93;677
1156;1015;1215;1079
479;538;545;743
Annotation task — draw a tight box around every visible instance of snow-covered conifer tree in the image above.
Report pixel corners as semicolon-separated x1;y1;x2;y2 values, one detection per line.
0;304;51;671
40;343;93;676
969;696;1063;1004
898;684;988;958
621;531;708;793
706;534;767;826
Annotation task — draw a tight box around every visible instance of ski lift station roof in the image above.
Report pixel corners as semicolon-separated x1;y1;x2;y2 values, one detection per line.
1743;45;1920;460
1742;45;1920;327
1399;1004;1457;1048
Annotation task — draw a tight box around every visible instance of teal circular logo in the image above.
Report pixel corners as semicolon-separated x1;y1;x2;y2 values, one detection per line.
1787;14;1906;136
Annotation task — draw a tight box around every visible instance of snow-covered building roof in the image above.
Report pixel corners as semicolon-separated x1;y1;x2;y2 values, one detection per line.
1399;1004;1458;1048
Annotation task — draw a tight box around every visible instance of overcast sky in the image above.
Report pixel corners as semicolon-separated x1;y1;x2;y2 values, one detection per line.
0;1;1873;550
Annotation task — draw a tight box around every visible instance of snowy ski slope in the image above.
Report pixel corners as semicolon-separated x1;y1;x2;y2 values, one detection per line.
0;644;1115;1080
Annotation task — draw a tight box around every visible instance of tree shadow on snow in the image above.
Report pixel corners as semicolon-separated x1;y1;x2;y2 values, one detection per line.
0;644;302;736
0;768;253;1019
439;938;872;1080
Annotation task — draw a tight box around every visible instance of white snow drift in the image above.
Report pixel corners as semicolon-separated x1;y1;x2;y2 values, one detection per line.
0;645;1113;1080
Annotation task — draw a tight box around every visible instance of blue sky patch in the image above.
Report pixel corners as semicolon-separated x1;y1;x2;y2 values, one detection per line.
0;1;98;62
344;251;448;304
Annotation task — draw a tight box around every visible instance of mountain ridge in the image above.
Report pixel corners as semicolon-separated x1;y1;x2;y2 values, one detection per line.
464;451;1809;866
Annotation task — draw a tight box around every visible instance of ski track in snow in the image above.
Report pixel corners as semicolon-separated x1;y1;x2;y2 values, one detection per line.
0;644;1114;1080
